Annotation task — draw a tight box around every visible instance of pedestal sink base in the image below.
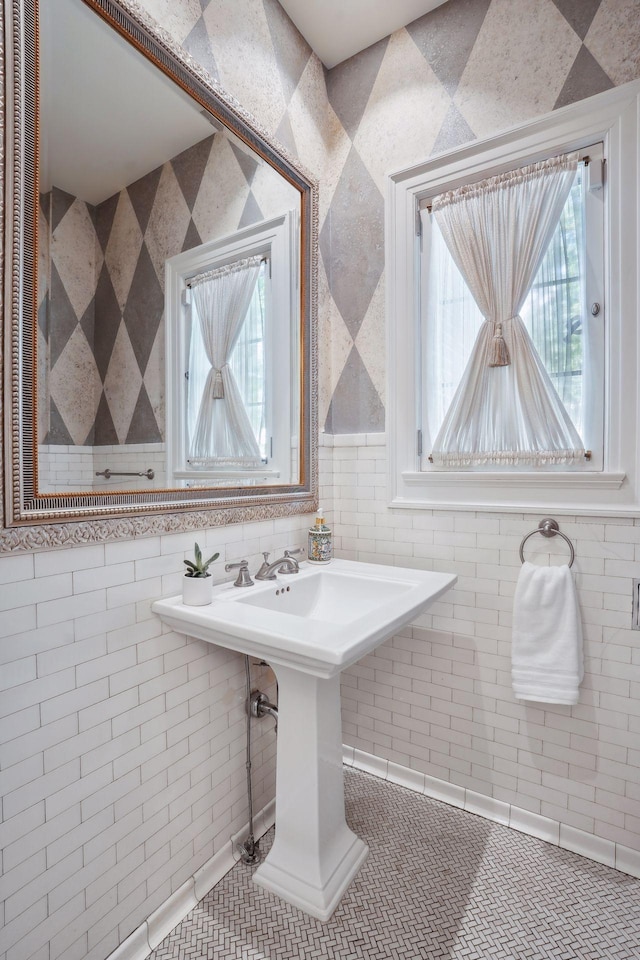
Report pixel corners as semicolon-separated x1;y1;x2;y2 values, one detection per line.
253;833;368;921
252;666;368;921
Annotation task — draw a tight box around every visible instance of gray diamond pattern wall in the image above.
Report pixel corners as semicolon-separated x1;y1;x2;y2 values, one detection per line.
41;130;282;446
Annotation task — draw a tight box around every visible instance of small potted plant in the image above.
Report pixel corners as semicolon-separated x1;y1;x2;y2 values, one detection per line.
182;542;219;606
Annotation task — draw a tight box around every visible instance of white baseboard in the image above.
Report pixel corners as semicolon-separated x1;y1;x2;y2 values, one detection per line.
343;745;640;880
107;798;276;960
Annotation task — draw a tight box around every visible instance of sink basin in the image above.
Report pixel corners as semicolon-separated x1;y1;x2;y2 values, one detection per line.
237;566;412;621
152;558;456;921
153;558;456;679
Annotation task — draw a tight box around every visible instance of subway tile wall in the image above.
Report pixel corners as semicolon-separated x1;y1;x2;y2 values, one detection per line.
330;435;640;854
0;515;312;960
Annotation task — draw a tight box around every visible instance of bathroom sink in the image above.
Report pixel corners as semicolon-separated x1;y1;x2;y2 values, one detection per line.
152;558;456;678
152;558;456;921
236;565;412;620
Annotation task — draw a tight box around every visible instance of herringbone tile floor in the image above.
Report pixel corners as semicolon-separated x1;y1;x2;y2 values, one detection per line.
150;769;640;959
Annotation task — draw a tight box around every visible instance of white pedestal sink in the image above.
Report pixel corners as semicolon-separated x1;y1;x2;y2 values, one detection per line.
153;558;456;920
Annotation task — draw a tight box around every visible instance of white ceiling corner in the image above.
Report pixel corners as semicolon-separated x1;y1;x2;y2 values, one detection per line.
276;0;450;69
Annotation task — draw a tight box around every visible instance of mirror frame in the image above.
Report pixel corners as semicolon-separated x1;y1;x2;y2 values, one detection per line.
1;0;318;551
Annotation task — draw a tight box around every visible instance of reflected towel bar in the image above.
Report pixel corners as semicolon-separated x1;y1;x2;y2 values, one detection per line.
95;468;155;480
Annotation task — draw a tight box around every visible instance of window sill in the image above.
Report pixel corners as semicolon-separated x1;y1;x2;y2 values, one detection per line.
174;469;281;480
392;469;633;516
402;470;625;489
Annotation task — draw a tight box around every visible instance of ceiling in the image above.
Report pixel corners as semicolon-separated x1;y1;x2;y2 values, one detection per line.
40;0;216;205
277;0;450;69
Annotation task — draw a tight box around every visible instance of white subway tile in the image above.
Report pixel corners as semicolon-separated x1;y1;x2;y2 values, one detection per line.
108;657;164;697
37;634;106;677
0;621;73;667
2;895;48;957
37;590;106;628
106;577;162;609
3;589;72;634
113;732;167;780
4;759;80;820
0;656;37;691
45;759;113;822
81;770;141;823
0;605;37;639
139;666;190;706
73;562;134;595
1;669;76;721
105;537;161;565
0;753;43;802
0;553;35;584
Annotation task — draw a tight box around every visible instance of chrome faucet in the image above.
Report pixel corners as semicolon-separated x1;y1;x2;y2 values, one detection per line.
255;551;298;581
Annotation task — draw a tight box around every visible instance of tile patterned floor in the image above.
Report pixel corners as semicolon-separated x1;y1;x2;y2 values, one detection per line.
150;769;640;959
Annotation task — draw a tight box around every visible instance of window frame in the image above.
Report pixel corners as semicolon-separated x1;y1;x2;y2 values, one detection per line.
165;211;298;487
387;81;640;516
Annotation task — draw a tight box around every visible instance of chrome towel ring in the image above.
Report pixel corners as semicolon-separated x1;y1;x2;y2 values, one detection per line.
519;518;575;568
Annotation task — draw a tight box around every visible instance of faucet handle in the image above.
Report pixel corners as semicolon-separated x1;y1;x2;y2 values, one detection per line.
280;547;302;574
225;560;254;588
256;552;275;580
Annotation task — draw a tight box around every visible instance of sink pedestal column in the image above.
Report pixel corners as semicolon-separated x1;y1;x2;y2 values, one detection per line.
252;665;368;920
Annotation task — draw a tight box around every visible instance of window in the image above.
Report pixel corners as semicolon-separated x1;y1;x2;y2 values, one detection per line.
187;261;268;462
420;150;604;470
387;81;640;515
165;212;298;487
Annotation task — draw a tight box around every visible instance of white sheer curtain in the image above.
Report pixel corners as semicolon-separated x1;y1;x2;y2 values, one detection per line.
430;152;585;466
188;255;262;467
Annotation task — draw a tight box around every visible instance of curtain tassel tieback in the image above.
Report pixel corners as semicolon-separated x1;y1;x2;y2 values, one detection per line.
488;319;511;367
211;364;229;399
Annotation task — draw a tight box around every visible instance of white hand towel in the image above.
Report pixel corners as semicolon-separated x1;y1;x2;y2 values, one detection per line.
512;561;583;705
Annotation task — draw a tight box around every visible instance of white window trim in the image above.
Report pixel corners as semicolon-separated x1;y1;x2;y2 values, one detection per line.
387;80;640;517
165;211;298;486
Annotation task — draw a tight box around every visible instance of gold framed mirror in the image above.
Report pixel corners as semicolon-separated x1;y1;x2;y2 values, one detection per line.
1;0;318;551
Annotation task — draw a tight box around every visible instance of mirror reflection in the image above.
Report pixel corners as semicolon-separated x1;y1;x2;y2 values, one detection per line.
37;0;302;494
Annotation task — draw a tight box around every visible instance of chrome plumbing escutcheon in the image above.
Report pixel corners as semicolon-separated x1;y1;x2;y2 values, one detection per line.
250;690;278;732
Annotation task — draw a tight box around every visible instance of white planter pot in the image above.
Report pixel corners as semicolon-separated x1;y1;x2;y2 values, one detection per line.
182;575;212;606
